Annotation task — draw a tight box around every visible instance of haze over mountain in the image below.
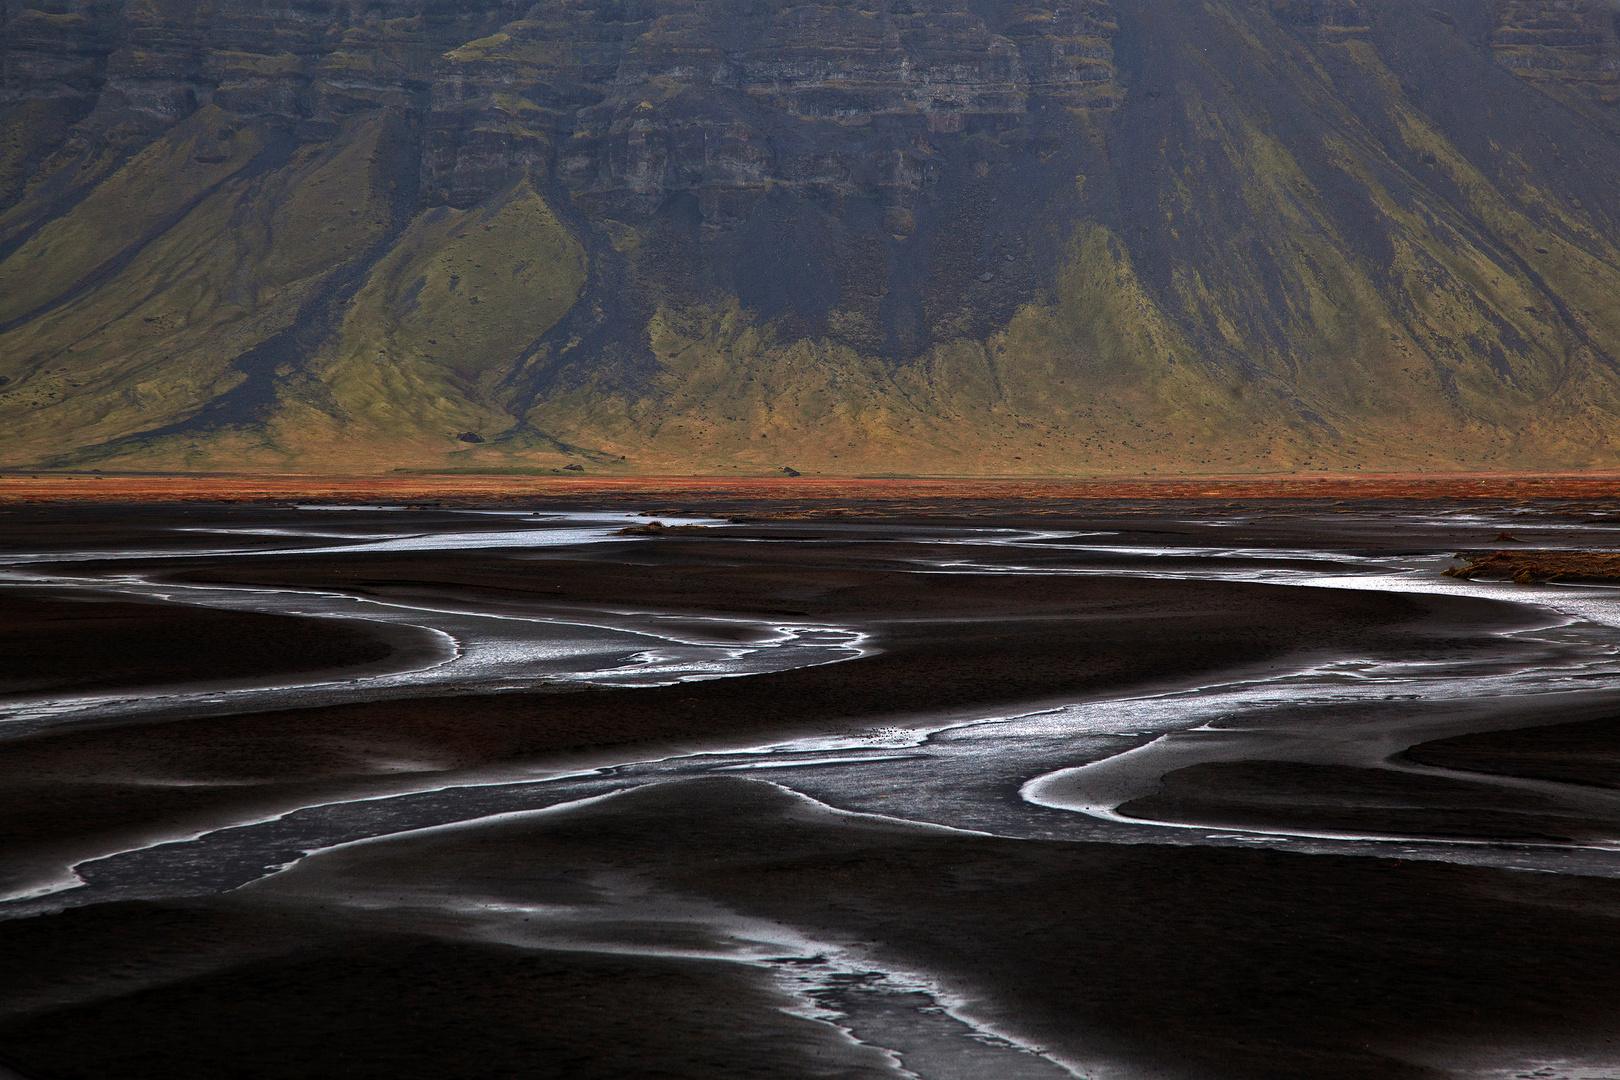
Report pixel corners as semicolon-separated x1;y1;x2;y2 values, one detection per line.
2;0;1619;475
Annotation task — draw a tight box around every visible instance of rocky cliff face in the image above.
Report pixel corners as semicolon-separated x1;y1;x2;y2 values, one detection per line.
2;0;1619;474
1491;0;1620;134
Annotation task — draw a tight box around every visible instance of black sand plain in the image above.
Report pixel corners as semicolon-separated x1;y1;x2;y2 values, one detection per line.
1;497;1619;1079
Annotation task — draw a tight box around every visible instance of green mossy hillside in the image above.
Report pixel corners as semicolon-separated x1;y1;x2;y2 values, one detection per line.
0;111;403;468
309;179;587;453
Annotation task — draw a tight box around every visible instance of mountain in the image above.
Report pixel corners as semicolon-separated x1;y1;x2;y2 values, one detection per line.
2;0;1620;476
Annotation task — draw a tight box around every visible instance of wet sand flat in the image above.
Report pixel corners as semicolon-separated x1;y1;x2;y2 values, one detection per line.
7;779;1620;1079
1405;716;1620;789
0;900;898;1080
0;592;398;696
1117;759;1620;842
0;547;1470;898
4;499;1620;1079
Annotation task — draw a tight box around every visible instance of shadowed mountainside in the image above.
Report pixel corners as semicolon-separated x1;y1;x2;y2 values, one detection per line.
2;0;1620;475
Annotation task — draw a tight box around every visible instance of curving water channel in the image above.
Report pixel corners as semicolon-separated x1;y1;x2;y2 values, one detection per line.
0;508;870;735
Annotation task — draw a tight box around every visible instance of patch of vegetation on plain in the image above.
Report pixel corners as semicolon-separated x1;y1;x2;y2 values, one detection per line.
1445;551;1620;584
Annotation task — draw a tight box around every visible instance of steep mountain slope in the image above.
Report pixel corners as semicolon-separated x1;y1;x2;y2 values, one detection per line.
2;0;1619;474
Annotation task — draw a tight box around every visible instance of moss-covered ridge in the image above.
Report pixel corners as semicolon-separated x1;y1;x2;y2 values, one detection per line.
1;0;1620;474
